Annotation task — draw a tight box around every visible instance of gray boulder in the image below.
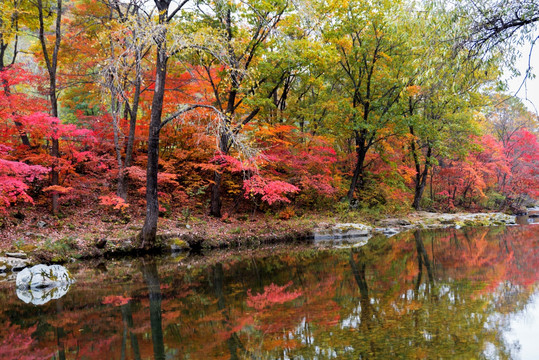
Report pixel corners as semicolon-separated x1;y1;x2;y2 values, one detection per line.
0;256;31;273
15;264;74;305
16;264;74;289
6;252;27;259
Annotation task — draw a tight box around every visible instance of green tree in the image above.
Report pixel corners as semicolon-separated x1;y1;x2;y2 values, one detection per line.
321;0;412;203
401;2;501;209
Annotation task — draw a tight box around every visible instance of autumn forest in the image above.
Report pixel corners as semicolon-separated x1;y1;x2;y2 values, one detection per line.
1;0;538;245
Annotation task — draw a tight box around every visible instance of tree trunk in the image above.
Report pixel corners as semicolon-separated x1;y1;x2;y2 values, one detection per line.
410;134;432;210
116;21;143;201
37;0;62;215
50;81;60;214
210;131;230;217
140;8;168;246
346;131;367;202
412;180;426;210
210;171;223;217
117;62;142;200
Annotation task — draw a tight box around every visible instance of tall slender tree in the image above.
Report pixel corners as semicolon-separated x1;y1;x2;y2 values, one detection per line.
35;0;63;214
140;0;190;246
191;0;289;217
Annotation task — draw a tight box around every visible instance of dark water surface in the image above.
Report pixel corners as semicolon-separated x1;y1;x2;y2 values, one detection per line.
1;224;539;359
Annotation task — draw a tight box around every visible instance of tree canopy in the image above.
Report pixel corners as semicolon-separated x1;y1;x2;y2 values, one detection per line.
0;0;538;243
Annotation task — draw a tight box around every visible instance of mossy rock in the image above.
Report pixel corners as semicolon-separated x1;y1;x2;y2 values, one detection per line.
440;219;456;225
169;237;190;252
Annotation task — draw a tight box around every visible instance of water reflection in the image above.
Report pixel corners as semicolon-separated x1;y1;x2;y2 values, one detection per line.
0;225;538;358
516;208;539;225
16;282;73;306
141;261;165;360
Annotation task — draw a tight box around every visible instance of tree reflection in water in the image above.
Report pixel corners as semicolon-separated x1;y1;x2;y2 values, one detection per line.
0;225;538;358
141;261;165;360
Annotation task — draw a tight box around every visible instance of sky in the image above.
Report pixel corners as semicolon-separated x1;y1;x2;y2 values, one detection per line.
505;41;539;114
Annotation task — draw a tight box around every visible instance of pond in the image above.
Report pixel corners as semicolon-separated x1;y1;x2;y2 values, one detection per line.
1;223;539;359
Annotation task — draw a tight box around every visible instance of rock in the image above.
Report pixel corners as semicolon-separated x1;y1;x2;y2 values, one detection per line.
375;227;400;237
169;238;190;252
25;232;43;238
0;265;6;273
0;256;31;272
377;218;411;227
94;238;107;249
314;223;372;242
16;264;74;290
15;264;75;305
36;221;47;228
0;273;16;283
5;252;27;259
334;223;372;234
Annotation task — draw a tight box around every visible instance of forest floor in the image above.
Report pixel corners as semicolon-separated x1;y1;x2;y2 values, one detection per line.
0;205;521;266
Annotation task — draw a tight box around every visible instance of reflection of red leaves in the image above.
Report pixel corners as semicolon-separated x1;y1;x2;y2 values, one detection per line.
0;324;54;360
102;295;131;306
246;281;302;310
160;283;171;290
217;315;254;342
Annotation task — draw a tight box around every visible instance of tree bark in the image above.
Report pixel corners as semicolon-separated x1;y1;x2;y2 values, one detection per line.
210;131;230;217
117;56;142;200
410;126;432;210
37;0;62;215
140;2;169;246
346;130;368;202
210;171;223;217
115;6;143;201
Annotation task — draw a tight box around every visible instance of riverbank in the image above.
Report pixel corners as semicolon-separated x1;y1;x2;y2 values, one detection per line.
0;207;520;270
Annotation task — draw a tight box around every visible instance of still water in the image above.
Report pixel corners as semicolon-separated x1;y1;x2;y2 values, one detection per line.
1;223;539;359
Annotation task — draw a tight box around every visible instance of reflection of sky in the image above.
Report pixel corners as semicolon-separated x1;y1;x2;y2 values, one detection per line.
504;291;539;359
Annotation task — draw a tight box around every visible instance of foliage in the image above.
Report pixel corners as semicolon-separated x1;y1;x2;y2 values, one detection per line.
0;0;537;230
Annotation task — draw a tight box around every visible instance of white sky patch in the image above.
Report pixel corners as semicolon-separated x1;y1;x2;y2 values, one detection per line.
505;40;539;114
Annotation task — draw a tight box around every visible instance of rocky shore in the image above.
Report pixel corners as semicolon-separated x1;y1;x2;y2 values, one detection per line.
0;211;522;278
